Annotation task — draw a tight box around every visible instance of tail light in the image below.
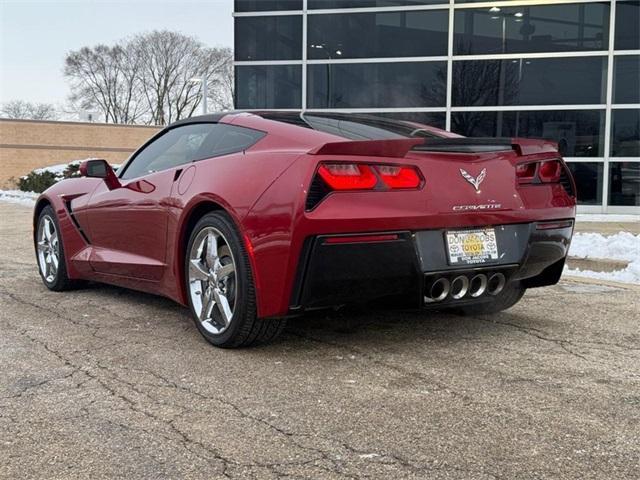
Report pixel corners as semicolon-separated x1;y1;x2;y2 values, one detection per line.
317;164;377;190
307;161;423;210
516;158;575;196
538;160;562;182
374;165;421;189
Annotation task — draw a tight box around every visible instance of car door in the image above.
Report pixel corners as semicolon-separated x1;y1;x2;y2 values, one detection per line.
82;123;215;280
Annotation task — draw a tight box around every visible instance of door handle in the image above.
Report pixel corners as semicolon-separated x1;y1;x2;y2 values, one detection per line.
173;169;183;182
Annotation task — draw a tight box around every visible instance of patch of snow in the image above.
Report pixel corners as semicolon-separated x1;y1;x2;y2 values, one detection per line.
32;160;83;178
29;159;120;180
0;190;38;206
359;453;380;459
565;232;640;284
576;214;640;223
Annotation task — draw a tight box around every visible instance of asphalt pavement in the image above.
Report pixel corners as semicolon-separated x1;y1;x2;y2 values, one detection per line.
1;202;638;479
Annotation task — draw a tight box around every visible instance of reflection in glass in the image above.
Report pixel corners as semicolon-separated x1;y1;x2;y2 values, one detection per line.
451;110;605;157
452;57;607;106
609;162;640;206
615;1;640;50
307;62;447;108
566;163;603;205
308;0;443;8
308;10;448;59
235;16;302;61
454;3;609;55
613;56;640;104
371;112;446;130
235;65;302;109
611;109;640;157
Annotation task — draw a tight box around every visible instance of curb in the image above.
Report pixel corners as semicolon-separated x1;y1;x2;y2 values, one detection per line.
566;256;629;273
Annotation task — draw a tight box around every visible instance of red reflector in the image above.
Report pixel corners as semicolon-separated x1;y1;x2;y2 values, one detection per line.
324;234;399;244
538;160;562;183
317;163;377;190
536;220;573;230
516;162;537;181
375;165;421;189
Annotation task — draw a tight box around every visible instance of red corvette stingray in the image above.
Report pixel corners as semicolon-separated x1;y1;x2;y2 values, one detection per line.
34;112;576;347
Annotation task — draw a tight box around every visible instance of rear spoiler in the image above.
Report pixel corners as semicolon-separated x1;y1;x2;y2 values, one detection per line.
309;137;558;158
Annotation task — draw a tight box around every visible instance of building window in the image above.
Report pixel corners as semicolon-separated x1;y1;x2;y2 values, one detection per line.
235;16;302;61
308;10;448;60
307;61;446;108
451;110;605;157
307;0;444;8
609;162;640;206
613;56;640;104
611;109;640;157
234;0;302;11
566;163;604;205
452;57;607;106
235;65;302;109
454;3;610;55
614;1;640;50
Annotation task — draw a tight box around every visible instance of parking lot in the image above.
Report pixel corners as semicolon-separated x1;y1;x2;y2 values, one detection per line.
1;202;639;479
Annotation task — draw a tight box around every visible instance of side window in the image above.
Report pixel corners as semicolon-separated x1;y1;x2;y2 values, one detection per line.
121;123;265;180
191;124;266;160
121;124;212;180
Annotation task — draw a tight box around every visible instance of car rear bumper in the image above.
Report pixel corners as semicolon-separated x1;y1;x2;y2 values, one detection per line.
289;220;573;312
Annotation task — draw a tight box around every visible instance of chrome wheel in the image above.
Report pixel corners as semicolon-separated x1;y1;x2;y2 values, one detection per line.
37;215;60;283
188;227;237;335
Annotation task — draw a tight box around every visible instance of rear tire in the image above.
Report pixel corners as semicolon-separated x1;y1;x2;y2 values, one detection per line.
35;205;77;291
185;211;285;348
458;282;526;315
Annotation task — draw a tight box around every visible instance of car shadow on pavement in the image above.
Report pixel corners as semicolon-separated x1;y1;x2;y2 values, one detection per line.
71;281;529;351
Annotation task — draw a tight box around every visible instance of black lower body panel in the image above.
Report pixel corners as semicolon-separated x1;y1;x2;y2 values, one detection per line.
290;221;573;312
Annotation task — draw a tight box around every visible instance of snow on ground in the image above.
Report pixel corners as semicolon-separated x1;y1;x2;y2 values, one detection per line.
0;190;38;206
33;160;82;178
566;231;640;284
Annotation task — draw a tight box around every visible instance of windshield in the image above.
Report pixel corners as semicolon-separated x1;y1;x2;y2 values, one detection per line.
258;112;445;141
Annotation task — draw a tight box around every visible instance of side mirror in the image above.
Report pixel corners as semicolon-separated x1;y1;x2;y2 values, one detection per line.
79;159;121;190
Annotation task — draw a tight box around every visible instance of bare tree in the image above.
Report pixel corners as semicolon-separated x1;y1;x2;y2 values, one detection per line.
1;100;59;120
64;32;234;125
64;44;147;124
208;47;235;111
131;31;233;125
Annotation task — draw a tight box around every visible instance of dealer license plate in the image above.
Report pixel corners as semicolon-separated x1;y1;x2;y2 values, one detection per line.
446;228;499;265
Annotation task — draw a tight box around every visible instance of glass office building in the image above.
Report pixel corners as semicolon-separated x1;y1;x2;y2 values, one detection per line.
234;0;639;213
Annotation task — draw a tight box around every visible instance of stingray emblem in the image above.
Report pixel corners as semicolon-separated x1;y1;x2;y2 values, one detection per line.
459;168;487;191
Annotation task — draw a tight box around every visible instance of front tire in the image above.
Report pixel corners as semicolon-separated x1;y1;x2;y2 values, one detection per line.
185;211;285;348
35;206;76;291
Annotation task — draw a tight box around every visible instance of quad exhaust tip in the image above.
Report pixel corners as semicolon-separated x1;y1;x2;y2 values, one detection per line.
487;273;506;296
469;274;488;298
425;277;450;303
450;275;469;300
425;272;506;303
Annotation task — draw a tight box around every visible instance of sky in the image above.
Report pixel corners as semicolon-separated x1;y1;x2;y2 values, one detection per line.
0;0;234;106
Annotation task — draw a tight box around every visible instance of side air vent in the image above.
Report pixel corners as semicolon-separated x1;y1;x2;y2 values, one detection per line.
559;167;575;197
305;174;332;211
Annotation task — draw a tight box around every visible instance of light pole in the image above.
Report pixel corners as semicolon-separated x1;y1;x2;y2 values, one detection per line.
190;76;208;115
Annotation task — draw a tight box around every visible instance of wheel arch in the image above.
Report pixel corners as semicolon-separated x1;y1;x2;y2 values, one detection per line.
33;197;52;242
175;200;260;313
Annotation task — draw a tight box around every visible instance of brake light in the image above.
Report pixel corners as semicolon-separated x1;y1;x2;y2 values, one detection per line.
375;165;421;189
317;163;377;190
516;162;537;182
538;160;562;183
517;159;563;184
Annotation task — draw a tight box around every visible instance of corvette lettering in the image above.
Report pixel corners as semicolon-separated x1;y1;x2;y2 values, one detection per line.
452;204;503;211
